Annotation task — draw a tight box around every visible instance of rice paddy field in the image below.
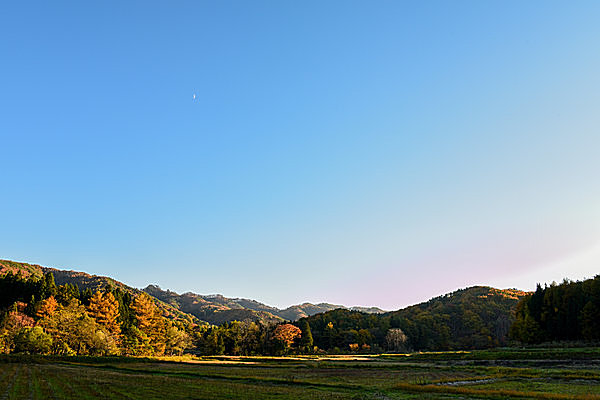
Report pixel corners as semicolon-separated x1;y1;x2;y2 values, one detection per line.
2;348;600;399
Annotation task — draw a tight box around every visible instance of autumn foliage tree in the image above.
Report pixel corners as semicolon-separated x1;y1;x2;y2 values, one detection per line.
0;307;35;354
0;271;195;356
38;299;117;355
131;292;166;355
164;324;191;356
36;296;59;319
13;326;53;354
87;291;121;339
273;323;301;353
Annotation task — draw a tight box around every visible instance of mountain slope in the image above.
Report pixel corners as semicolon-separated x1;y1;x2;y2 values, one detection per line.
0;259;45;279
143;285;283;325
301;286;530;352
0;259;200;324
278;303;345;320
0;259;383;325
386;286;529;349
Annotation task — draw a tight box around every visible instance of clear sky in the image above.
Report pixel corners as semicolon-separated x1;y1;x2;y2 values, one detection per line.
1;1;599;310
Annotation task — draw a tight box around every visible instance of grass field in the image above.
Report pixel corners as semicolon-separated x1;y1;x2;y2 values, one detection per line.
1;348;600;399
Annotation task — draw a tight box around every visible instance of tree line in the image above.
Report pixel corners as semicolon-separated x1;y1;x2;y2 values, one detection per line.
0;271;307;356
510;275;600;344
5;271;596;356
192;286;523;355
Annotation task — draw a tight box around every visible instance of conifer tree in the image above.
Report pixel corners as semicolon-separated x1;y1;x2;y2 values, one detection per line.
111;289;134;330
40;273;58;299
131;292;166;355
55;283;80;305
80;288;93;306
581;301;600;341
25;295;36;316
36;296;59;319
298;320;313;352
87;291;121;338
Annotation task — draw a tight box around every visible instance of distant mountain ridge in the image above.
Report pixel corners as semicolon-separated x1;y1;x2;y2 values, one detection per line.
143;285;386;324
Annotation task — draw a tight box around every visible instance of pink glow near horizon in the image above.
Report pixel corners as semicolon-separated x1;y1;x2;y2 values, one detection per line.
342;222;600;310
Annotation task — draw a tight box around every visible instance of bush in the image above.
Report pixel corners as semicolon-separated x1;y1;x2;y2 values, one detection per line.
13;327;52;355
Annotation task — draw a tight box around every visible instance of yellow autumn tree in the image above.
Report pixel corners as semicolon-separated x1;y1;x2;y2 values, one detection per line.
87;291;121;338
130;292;166;355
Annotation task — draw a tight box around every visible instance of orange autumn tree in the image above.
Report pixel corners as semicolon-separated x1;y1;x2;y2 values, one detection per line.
36;296;59;319
87;291;121;338
273;323;302;353
130;292;166;355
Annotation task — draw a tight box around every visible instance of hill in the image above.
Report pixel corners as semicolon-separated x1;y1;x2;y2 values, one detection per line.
0;259;383;325
300;286;529;352
386;286;529;349
0;259;199;325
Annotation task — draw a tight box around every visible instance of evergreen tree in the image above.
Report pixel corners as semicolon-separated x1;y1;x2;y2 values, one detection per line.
55;283;80;305
39;273;58;299
112;289;134;330
581;301;600;341
511;276;600;343
25;295;36;316
121;325;153;356
298;319;313;352
204;327;225;355
80;288;93;306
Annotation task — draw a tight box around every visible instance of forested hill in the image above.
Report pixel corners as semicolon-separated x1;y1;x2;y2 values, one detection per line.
0;259;129;291
0;259;384;325
386;286;528;349
0;259;199;324
299;286;529;352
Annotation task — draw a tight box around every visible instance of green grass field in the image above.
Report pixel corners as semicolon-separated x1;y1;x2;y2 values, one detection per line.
1;349;600;399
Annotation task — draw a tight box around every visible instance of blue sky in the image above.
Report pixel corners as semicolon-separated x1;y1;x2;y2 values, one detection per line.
1;1;599;309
